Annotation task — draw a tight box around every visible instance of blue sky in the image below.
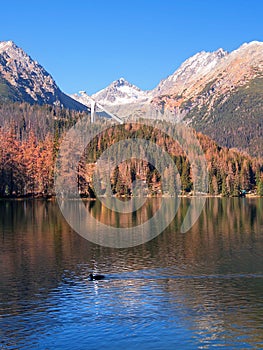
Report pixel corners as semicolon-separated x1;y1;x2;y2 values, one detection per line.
1;0;262;94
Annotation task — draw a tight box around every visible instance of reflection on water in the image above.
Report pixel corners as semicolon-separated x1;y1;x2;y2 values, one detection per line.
59;197;180;247
0;198;263;349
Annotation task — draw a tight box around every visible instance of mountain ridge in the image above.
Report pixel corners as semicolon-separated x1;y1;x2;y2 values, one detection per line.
0;40;262;157
77;41;262;108
70;77;148;108
69;41;263;157
0;40;87;111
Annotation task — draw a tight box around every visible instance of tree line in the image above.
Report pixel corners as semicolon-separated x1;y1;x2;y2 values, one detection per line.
0;102;262;198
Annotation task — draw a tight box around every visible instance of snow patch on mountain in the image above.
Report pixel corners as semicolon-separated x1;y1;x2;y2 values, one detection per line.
70;48;229;109
69;41;263;117
151;48;228;97
70;77;148;109
91;77;148;105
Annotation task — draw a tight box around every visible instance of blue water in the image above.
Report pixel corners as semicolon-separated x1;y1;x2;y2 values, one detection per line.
0;198;263;349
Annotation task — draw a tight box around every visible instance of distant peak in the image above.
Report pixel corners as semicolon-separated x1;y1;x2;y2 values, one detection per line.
215;48;228;57
1;40;15;46
240;40;263;48
113;77;129;86
7;40;15;45
245;40;262;45
197;48;228;57
185;48;227;63
0;40;18;52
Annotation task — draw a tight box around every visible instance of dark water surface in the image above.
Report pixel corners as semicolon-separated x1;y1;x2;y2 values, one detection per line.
0;198;263;349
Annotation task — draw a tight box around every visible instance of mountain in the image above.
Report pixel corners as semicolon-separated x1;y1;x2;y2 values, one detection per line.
71;41;262;157
0;41;87;111
70;48;228;109
70;77;149;118
152;41;263;157
152;41;262;107
151;48;228;97
93;77;147;105
70;77;148;110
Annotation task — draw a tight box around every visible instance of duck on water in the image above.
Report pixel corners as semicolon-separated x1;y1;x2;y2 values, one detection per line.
88;273;105;281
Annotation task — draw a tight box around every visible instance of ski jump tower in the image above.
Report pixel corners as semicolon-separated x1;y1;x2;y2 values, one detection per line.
79;91;123;124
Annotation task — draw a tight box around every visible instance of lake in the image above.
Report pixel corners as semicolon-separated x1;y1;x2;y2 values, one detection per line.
0;198;263;349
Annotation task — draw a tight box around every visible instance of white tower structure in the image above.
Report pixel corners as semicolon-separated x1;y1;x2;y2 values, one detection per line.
79;91;123;124
90;98;95;123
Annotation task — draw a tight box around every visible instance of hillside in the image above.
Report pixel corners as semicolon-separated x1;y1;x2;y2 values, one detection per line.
0;103;262;198
151;41;263;157
183;76;263;157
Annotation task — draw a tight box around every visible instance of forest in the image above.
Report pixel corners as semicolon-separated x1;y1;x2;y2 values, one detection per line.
184;76;263;159
0;102;262;198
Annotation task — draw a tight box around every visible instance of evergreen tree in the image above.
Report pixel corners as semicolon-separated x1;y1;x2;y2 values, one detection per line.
256;172;263;196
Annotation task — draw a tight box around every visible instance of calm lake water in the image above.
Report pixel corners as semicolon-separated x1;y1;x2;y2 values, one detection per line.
0;198;263;349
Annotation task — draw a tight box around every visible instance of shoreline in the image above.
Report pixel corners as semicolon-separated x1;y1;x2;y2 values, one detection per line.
0;194;262;201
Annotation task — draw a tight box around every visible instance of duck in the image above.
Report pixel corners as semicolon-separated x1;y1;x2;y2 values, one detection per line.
88;273;105;281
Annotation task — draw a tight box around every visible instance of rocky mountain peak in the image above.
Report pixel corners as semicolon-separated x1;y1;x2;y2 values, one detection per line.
214;48;228;58
0;40;57;94
103;77;142;91
91;77;147;105
0;40;86;110
0;40;17;52
113;77;128;86
151;48;228;97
